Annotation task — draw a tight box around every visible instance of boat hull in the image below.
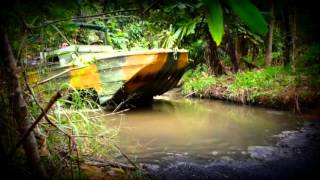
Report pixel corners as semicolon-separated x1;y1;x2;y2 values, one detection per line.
27;47;188;106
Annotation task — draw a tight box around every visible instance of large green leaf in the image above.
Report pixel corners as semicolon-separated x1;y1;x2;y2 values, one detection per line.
226;0;268;35
205;0;224;45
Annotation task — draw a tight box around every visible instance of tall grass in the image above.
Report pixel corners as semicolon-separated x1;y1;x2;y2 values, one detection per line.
49;98;120;157
29;84;123;178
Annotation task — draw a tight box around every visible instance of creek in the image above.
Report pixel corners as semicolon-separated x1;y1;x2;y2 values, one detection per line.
107;90;303;170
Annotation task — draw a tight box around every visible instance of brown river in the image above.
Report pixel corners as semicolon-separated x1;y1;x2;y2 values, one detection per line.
107;90;302;168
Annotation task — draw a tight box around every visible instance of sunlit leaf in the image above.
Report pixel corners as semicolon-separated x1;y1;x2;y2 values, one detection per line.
226;0;268;35
205;0;224;45
186;22;196;35
174;28;182;39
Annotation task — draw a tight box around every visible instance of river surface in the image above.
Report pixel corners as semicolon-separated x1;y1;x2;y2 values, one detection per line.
108;90;302;168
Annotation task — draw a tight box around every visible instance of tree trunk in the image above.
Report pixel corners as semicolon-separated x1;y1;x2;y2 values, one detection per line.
226;34;239;73
290;6;297;71
206;35;224;76
0;23;48;179
265;0;274;66
283;2;297;67
282;4;291;66
251;44;259;63
239;37;249;57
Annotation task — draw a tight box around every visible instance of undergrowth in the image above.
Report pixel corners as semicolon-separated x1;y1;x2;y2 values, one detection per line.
29;84;123;178
296;43;320;88
182;65;298;103
229;66;296;101
182;65;216;95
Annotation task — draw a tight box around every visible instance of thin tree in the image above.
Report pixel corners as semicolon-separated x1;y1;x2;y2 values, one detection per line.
265;0;274;66
0;20;48;179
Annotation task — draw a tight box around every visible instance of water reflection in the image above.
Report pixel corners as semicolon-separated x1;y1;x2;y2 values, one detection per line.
107;92;300;165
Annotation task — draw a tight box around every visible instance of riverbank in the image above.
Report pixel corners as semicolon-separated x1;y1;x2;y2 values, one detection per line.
182;66;320;113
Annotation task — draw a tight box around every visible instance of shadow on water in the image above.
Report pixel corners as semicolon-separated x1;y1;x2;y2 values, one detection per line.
106;91;302;167
127;98;175;112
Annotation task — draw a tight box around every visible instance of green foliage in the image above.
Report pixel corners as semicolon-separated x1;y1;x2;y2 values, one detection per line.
204;0;267;45
104;18;129;49
127;22;143;39
297;43;320;68
44;102;119;160
296;43;320;87
188;39;207;65
157;18;200;48
229;67;295;100
109;32;129;50
272;25;285;61
29;102;41;118
226;0;268;35
45;1;78;19
39;88;120;163
234;23;264;45
158;25;179;48
24;81;120;177
182;65;216;95
175;17;200;46
126;21;145;47
206;0;224;45
65;88;100;109
63;22;79;32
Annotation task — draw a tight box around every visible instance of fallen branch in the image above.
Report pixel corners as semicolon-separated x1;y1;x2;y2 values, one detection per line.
112;94;136;113
84;159;135;170
56;107;104;114
71;135;107;138
184;92;195;98
113;144;152;179
10;90;64;158
98;15;140;20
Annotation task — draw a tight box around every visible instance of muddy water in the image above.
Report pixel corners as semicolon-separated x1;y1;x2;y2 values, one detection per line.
108;91;302;167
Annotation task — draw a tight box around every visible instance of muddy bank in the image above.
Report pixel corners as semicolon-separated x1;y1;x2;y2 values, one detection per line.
146;120;320;180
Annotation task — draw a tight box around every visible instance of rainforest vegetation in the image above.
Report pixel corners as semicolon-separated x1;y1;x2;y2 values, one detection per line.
0;0;319;179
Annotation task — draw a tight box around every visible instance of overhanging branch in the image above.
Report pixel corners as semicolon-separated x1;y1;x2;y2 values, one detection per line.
26;8;140;29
